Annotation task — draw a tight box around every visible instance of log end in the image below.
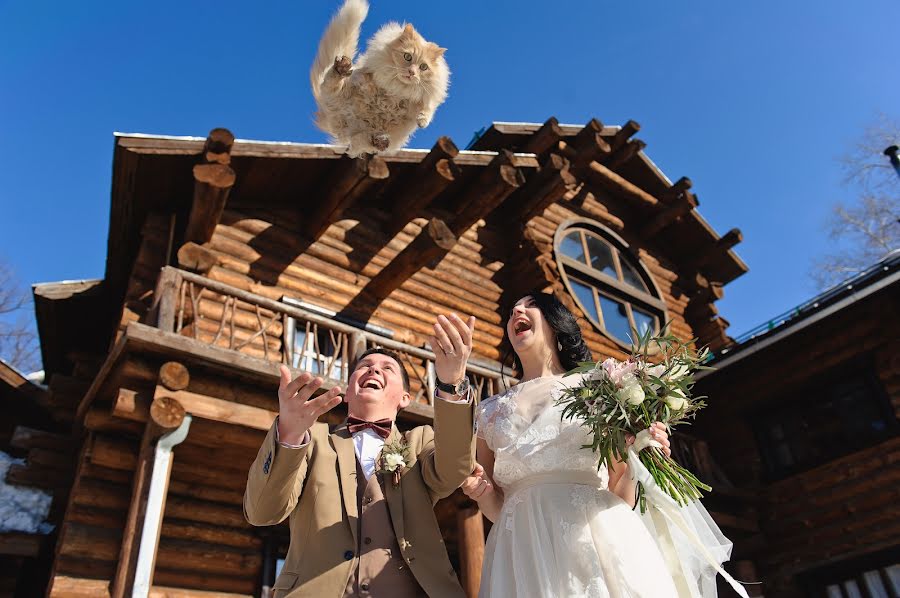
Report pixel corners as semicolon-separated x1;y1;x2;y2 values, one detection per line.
176;242;218;273
160;361;190;391
193;163;236;188
433;136;459;159
150;396;186;430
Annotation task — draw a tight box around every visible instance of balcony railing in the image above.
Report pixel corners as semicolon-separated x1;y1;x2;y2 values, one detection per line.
151;267;507;408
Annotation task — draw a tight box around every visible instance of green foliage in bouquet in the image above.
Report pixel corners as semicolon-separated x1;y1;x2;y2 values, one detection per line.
556;325;714;513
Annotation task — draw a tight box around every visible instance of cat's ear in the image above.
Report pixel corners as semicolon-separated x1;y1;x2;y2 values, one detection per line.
400;23;416;39
427;42;447;57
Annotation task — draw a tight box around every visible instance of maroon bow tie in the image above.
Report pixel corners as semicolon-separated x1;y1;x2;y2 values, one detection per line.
347;417;393;439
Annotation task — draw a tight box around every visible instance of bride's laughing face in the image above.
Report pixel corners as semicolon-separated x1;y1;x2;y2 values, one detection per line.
507;295;555;360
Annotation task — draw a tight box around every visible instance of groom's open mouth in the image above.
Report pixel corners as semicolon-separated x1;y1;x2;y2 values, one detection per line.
359;376;384;391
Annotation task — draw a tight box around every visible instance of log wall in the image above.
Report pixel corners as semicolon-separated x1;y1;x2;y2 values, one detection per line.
693;288;900;597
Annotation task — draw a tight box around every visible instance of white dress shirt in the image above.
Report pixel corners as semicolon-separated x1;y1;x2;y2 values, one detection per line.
275;391;473;482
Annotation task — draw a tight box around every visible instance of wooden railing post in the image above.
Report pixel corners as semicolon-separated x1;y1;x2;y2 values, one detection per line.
151;267;183;333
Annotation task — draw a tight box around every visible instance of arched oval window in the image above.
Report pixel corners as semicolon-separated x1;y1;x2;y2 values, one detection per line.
554;220;666;347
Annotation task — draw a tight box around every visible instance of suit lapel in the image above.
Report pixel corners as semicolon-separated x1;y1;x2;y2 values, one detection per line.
382;425;406;545
329;423;358;546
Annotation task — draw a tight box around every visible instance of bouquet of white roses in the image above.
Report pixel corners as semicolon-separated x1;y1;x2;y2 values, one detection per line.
556;327;712;513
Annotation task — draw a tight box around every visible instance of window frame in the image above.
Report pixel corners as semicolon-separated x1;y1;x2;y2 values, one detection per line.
554;218;667;349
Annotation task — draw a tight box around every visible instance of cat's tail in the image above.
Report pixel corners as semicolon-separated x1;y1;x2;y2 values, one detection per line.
310;0;369;101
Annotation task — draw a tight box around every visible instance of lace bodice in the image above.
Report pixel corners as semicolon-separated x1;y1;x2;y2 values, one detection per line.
476;374;608;490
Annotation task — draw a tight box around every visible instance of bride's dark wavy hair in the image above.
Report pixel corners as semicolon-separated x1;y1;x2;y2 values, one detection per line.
502;291;593;383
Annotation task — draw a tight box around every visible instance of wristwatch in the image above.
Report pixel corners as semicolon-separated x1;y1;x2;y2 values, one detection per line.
435;375;471;397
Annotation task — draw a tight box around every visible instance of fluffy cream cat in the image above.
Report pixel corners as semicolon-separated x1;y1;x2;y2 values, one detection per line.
310;0;450;157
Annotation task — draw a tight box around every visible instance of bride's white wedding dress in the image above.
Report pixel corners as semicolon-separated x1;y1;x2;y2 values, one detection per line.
476;374;733;598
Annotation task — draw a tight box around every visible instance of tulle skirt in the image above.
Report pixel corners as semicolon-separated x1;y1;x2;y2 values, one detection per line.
480;472;680;598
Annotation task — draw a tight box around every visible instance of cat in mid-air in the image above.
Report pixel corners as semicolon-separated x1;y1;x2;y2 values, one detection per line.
310;0;450;157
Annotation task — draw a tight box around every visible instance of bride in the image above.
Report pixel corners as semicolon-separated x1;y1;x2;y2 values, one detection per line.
461;292;730;598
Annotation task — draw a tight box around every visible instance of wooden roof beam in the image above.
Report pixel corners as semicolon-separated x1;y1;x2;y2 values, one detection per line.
303;155;390;241
450;150;525;236
521;117;563;157
493;153;576;224
202;127;235;165
585;160;658;209
686;228;744;272
558;118;611;169
610;119;641;152
640;189;699;238
384;137;459;234
184;128;237;245
359;218;458;302
661;176;693;204
605;138;647;171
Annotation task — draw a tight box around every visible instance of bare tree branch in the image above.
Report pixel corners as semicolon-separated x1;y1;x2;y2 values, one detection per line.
811;115;900;289
0;259;40;373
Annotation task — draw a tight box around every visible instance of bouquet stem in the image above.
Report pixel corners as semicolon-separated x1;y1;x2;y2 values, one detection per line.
637;446;711;513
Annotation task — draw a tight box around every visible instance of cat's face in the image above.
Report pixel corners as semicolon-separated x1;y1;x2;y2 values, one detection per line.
390;24;446;87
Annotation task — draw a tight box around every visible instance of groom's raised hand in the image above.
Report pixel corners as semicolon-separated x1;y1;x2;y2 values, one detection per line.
428;313;476;388
276;365;343;445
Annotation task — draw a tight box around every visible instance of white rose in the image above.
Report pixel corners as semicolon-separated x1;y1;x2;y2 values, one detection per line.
384;453;406;470
617;377;646;406
664;394;687;411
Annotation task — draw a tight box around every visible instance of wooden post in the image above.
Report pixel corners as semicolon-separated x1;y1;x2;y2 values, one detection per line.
184;128;237;244
151;267;183;332
348;332;368;364
457;504;485;598
304;155;390;241
185;163;236;244
110;394;186;598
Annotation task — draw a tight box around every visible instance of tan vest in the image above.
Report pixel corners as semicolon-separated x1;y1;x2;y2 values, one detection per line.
343;461;425;597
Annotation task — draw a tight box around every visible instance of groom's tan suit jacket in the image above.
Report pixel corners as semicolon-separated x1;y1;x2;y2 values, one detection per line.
244;398;475;598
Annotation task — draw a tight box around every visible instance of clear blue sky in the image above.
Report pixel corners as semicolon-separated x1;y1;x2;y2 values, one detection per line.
1;0;898;359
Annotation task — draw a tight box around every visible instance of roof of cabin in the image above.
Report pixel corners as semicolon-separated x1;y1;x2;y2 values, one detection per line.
34;118;748;376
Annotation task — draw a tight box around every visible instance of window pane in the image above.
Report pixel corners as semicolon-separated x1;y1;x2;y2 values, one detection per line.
584;235;617;278
631;306;657;339
886;565;900;595
599;294;632;344
620;255;649;291
560;232;586;263
825;585;843;598
842;580;863;598
862;570;889;598
569;279;598;322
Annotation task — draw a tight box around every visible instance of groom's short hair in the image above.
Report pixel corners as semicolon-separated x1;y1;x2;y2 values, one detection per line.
353;347;411;392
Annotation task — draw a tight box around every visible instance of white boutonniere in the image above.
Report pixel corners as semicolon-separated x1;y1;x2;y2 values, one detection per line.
378;437;410;486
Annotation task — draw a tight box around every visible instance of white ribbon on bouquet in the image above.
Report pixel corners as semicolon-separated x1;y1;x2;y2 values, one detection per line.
628;430;750;598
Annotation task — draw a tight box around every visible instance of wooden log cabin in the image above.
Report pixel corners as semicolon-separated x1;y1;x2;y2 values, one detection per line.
12;118;755;597
693;251;900;598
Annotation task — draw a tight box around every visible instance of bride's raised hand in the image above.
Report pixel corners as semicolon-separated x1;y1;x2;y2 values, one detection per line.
428;313;476;386
461;463;494;500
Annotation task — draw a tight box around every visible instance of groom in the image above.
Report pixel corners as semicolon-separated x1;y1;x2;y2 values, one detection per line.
244;314;477;598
